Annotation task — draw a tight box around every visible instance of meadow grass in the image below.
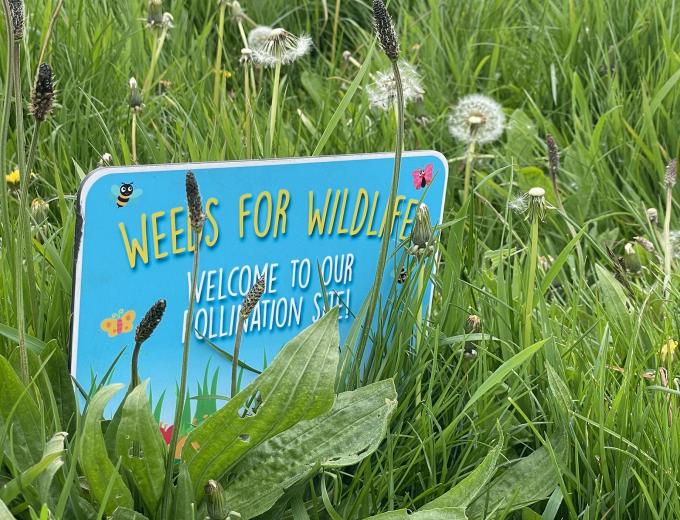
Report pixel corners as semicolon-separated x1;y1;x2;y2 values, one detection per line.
1;0;680;518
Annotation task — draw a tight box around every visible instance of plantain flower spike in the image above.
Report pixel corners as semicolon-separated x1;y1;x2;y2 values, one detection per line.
185;171;205;232
8;0;24;40
135;299;166;345
372;0;399;61
30;63;55;122
240;275;266;320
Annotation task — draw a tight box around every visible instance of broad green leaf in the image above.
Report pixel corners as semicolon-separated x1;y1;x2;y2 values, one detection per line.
467;435;567;520
423;428;504;510
0;355;43;470
363;508;466;519
595;264;630;323
115;381;166;513
545;364;572;418
79;384;133;515
225;379;398;518
172;463;195;519
37;432;69;507
505;109;537;164
184;308;340;498
0;444;64;504
110;508;150;519
0;499;15;520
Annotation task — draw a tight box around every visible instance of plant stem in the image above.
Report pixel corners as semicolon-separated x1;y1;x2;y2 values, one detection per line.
231;317;244;397
414;259;425;410
462;138;477;206
12;41;29;384
130;341;142;390
160;228;201;518
664;185;673;298
523;213;539;348
142;26;169;96
131;112;138;164
330;0;341;62
212;1;227;107
357;60;404;361
266;57;282;156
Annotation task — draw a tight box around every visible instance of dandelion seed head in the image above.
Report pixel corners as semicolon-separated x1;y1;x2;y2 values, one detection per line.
247;25;273;50
528;187;545;198
448;94;505;145
366;61;424;111
251;28;312;67
508;195;528;214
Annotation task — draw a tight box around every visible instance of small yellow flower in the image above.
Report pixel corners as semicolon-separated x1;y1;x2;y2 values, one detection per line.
6;169;20;185
660;338;677;362
222;70;232;79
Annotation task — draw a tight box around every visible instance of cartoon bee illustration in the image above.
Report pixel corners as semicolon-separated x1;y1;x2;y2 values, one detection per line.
412;163;434;190
111;182;143;208
100;309;136;337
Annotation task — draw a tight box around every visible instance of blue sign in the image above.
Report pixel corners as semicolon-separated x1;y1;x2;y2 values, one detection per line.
71;152;447;425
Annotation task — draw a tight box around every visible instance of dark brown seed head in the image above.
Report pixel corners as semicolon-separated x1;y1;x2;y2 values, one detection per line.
665;158;677;188
185;171;205;231
240;275;266;320
546;134;559;178
8;0;24;41
135;299;166;344
372;0;399;61
30;64;55;122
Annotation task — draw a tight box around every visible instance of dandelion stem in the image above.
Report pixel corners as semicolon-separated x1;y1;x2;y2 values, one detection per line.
330;0;342;61
231;317;245;397
131;112;138;164
663;185;673;298
161;228;201;517
212;1;227;107
143;25;169;96
462;137;477;205
266;56;282;156
523;212;539;348
414;259;425;411
357;61;404;358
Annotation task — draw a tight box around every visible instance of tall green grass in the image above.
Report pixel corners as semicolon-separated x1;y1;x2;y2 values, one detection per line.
1;0;680;518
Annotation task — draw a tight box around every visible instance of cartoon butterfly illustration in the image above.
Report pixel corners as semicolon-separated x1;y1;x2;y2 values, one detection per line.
111;182;143;208
100;309;136;337
412;163;434;190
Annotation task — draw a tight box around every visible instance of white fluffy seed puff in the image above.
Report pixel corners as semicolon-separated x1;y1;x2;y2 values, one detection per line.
248;27;312;67
448;94;505;145
366;61;424;111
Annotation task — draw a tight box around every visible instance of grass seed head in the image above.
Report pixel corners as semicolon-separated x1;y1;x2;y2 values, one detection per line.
185;171;205;231
30;63;55;122
448;94;505;145
372;0;399;61
367;61;424;111
665;158;677;188
8;0;24;40
135;299;166;345
240;275;266;320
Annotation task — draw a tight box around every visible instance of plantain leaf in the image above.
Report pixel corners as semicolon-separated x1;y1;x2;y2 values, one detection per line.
43;343;78;436
37;431;69;507
115;381;166;513
183;307;340;499
78;384;133;515
423;428;504;510
225;379;398;519
0;499;15;520
172;463;195;519
110;508;150;519
363;508;467;519
0;355;44;471
0;442;64;504
467;434;567;519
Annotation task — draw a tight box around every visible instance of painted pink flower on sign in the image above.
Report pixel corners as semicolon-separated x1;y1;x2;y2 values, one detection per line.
412;163;433;190
159;422;174;444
